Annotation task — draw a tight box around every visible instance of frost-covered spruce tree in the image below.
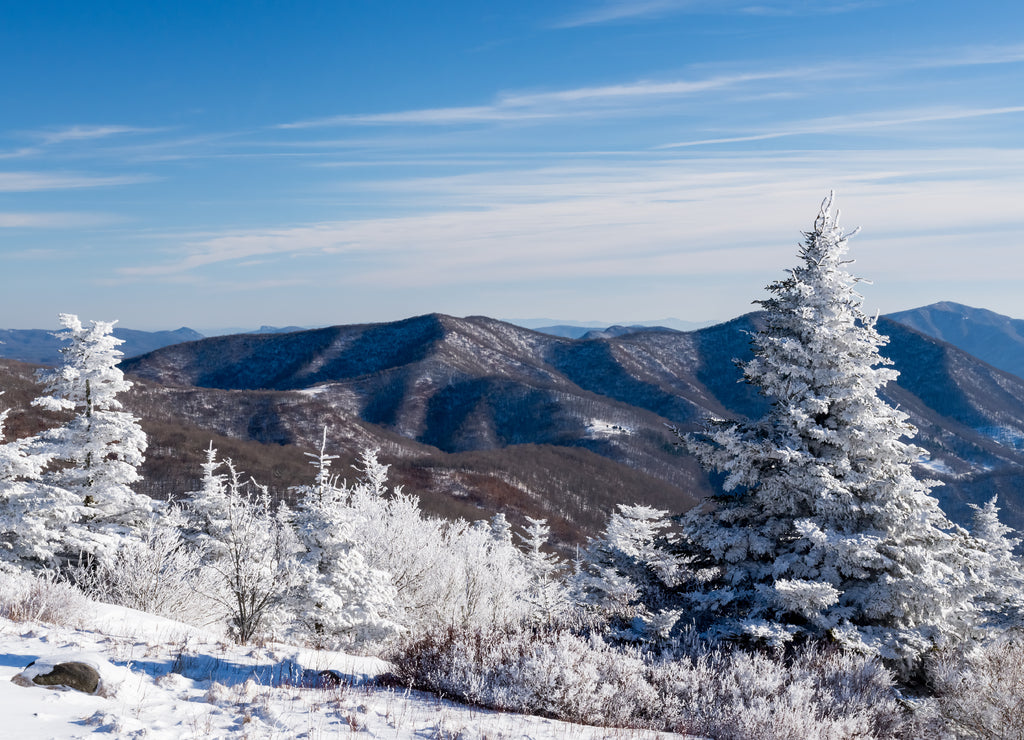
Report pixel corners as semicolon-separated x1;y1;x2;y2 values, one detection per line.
517;516;568;626
968;496;1024;627
682;193;975;667
576;504;683;642
32;314;151;554
289;431;401;649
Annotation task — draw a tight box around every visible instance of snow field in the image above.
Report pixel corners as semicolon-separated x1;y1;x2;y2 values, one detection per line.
1;600;688;739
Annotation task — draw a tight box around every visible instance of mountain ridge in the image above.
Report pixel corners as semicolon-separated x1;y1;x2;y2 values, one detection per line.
121;309;1024;534
886;301;1024;381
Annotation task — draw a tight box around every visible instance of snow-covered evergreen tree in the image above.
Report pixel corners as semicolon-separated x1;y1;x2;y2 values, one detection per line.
0;399;89;569
32;314;151;554
183;441;230;541
575;504;682;642
353;446;390;496
682;193;978;667
517;517;567;625
968;496;1024;626
289;430;401;649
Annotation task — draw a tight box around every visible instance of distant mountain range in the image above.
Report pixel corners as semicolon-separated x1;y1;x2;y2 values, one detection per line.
6;302;1024;543
513;317;714;338
0;327;204;365
0;325;322;366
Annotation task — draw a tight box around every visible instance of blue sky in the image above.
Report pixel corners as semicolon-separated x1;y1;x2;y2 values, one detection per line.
3;0;1024;332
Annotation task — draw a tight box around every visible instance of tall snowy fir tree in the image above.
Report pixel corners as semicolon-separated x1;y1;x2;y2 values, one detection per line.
32;314;151;558
681;194;980;669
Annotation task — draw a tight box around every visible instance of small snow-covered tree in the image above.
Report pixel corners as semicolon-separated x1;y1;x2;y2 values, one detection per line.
681;194;979;666
32;314;150;554
968;496;1024;626
186;450;299;643
289;430;401;649
575;504;682;642
354;446;390;496
517;517;568;625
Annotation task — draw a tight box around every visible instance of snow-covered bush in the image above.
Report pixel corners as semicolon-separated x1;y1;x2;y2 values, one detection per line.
393;625;922;738
927;633;1024;739
664;646;931;740
0;568;92;626
392;625;656;728
70;507;221;627
343;449;537;633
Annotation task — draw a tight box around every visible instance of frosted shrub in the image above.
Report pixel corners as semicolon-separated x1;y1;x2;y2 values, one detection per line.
71;511;222;627
0;568;92;626
393;626;918;738
928;634;1024;739
185;451;301;644
344;451;536;633
667;647;915;740
392;625;657;728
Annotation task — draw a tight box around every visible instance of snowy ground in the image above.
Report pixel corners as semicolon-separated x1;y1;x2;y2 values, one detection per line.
1;601;686;739
585;420;633;439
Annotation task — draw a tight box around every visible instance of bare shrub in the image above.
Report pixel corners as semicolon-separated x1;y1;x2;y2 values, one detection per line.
928;634;1024;739
0;568;92;626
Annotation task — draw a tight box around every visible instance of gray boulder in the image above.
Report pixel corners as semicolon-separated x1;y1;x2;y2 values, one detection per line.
12;660;100;694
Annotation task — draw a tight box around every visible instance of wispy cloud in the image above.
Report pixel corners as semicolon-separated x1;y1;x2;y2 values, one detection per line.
31;125;166;146
278;71;803;129
277;41;1024;134
0;147;40;160
0;211;121;228
117;147;1024;292
552;0;880;27
552;1;696;28
738;1;885;17
657;105;1024;148
0;171;153;192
